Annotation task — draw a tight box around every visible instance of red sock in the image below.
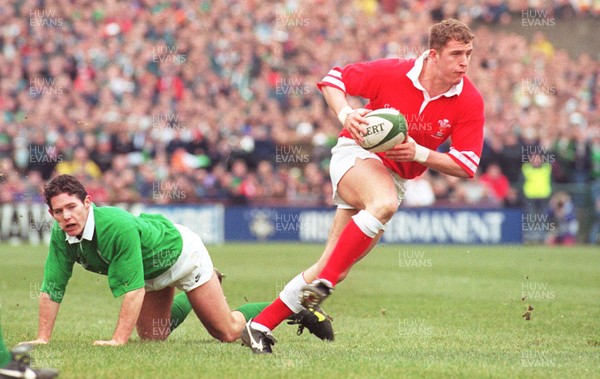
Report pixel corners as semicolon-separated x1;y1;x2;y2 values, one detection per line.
252;298;293;330
319;219;373;286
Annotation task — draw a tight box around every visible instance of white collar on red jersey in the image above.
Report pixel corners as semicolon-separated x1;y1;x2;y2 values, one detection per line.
406;50;464;97
406;50;463;114
65;205;95;244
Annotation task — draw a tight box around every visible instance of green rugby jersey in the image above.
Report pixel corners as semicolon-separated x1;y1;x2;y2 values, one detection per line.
41;204;183;302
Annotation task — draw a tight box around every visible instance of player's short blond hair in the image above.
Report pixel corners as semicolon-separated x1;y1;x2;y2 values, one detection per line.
429;19;474;52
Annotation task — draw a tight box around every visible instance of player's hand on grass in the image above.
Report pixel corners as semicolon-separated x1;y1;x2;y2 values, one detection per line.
18;338;49;346
93;339;125;346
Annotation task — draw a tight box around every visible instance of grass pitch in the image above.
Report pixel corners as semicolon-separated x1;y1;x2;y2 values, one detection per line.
1;243;599;378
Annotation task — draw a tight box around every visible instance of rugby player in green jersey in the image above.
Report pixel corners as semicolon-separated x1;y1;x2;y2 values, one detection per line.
21;175;332;347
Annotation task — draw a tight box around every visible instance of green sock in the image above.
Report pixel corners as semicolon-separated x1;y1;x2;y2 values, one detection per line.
0;326;10;368
170;292;193;332
235;302;271;321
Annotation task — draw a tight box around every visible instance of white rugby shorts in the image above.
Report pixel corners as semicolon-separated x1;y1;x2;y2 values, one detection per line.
330;137;407;209
144;224;214;292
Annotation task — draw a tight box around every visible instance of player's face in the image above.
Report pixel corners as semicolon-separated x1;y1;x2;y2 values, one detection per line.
435;39;473;85
48;193;92;236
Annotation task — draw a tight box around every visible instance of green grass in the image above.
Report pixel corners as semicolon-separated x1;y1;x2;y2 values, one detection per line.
1;243;599;378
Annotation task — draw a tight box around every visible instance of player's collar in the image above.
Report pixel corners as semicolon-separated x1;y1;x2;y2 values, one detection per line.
65;204;95;244
406;50;464;97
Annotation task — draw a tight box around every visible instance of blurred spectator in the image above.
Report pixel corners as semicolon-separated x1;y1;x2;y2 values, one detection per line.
496;133;523;185
255;160;287;202
531;32;554;61
591;132;600;181
481;0;510;24
551;130;576;183
90;135;114;173
449;174;490;206
22;170;44;203
589;180;600;244
27;131;59;180
553;0;578;19
86;177;110;205
521;152;553;243
479;163;511;205
545;191;578;245
571;128;592;183
54;146;102;181
0;132;12;160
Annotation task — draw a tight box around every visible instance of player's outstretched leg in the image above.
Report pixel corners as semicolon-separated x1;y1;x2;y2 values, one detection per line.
301;207;388;309
0;345;58;379
170;268;226;333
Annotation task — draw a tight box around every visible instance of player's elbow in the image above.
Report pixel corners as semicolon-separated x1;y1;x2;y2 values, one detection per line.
447;164;474;179
458;169;473;179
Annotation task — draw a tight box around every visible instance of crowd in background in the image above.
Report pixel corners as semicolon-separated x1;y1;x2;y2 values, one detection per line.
0;0;599;240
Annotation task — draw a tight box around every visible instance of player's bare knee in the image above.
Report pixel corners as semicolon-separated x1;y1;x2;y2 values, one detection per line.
369;198;398;223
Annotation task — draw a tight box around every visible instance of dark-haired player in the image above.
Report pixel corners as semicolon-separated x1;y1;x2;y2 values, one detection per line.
21;174;330;346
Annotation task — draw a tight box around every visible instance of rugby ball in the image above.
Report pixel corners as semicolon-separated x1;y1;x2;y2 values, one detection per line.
359;109;407;152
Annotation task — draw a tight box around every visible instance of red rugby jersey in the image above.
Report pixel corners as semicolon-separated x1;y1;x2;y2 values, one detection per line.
317;55;484;179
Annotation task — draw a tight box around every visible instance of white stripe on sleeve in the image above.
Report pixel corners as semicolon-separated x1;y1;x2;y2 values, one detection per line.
320;76;346;93
462;151;480;165
449;148;479;174
327;69;342;78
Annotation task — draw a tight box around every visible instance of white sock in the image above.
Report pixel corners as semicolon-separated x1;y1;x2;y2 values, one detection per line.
351;210;385;238
250;321;271;333
279;272;308;314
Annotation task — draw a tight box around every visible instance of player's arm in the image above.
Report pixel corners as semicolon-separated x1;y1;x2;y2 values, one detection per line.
422;150;471;178
94;288;145;346
385;140;471;178
321;86;370;143
21;231;73;345
319;61;388;142
95;225;146;346
19;293;61;345
387;92;484;178
36;293;60;342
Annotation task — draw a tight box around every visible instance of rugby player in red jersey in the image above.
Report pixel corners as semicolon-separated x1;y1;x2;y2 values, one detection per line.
242;18;484;353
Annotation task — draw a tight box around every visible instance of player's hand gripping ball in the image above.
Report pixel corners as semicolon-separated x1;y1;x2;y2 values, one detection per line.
359;108;407;152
